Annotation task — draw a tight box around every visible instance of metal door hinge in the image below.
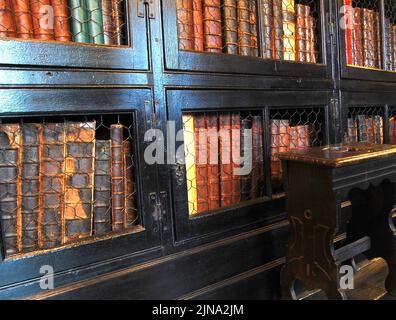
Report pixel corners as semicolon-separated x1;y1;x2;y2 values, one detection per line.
149;191;167;232
138;0;156;19
327;12;336;46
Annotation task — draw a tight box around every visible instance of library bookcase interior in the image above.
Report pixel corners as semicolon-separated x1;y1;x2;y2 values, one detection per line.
0;0;396;300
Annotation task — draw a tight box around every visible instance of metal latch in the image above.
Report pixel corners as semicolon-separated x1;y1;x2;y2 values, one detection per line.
138;0;156;19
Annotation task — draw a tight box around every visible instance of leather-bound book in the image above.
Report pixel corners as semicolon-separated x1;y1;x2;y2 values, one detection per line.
374;11;381;69
93;140;112;236
86;0;105;44
393;25;396;71
183;114;197;215
357;115;367;142
123;140;137;227
194;114;209;213
12;0;34;39
237;0;251;56
206;114;220;210
240;117;252;201
282;0;296;61
177;0;194;51
40;123;64;249
110;0;124;45
69;0;90;43
308;16;316;64
270;119;280;186
352;7;363;66
347;118;358;142
365;117;374;143
272;0;283;60
297;125;309;149
249;0;258;57
111;124;126;229
344;0;353;65
362;9;375;68
0;0;16;38
21;124;41;252
261;0;273;59
385;19;394;71
64;122;95;243
390;117;395;144
203;0;222;53
278;119;290;180
31;0;55;40
52;0;71;42
219;113;232;207
223;0;238;54
296;4;308;63
289;125;298;149
374;115;383;144
101;0;115;45
231;113;241;203
192;0;204;51
251;116;263;199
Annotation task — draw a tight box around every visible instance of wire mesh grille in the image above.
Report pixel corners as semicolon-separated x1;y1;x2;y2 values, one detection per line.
176;0;321;63
388;106;396;144
347;106;384;143
384;0;396;71
182;111;265;216
0;0;127;45
270;107;324;194
0;114;138;258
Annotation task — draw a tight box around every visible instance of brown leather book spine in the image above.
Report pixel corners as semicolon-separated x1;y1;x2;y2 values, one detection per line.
12;0;33;39
374;11;381;69
240;118;252;201
353;7;363;66
111;0;124;45
385;19;394;71
308;15;316;64
219;113;232;207
296;4;307;63
203;0;222;53
237;0;251;56
101;0;116;45
111;124;125;231
249;0;258;57
206;114;219;210
390;117;395;144
344;0;353;65
289;125;298;149
270;120;280;190
177;0;194;51
262;0;273;59
393;25;396;71
231;112;241;204
278;119;290;178
192;0;204;51
123;140;137;228
272;0;283;60
251;116;263;199
52;0;71;42
0;0;16;37
223;0;238;54
31;0;54;40
362;9;375;68
194;114;209;213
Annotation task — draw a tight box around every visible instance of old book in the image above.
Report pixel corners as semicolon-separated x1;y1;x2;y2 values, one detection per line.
21;124;41;252
177;0;194;51
393;25;396;71
192;0;204;51
231;112;241;203
12;0;34;39
282;0;296;61
261;0;273;59
347;118;358;142
123;140;137;227
272;0;283;60
64;122;95;243
69;0;90;43
93;140;112;236
206;114;220;210
249;0;258;57
40;123;64;249
278;119;290;182
86;0;105;44
297;125;309;149
237;0;251;56
308;15;316;63
194;114;209;213
183;115;198;215
52;0;72;42
219;113;233;207
365;117;374;143
374;11;381;69
240;118;252;201
0;0;16;38
270;120;281;189
357;115;367;142
203;0;222;53
352;7;363;66
110;0;124;45
385;19;394;71
289;125;298;149
390;117;395;144
101;0;115;45
31;0;55;40
362;9;375;68
344;0;353;65
223;0;238;54
251;116;263;199
110;124;126;229
296;4;308;63
374;115;383;144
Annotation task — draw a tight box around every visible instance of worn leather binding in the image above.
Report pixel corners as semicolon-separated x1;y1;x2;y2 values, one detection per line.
21;124;40;252
385;19;394;71
261;0;273;59
203;0;222;53
344;0;353;65
296;4;308;63
192;0;204;51
0;0;16;38
86;0;105;44
31;0;54;40
111;0;124;45
394;25;396;71
237;0;251;56
69;0;90;43
282;0;296;61
250;0;258;57
206;114;220;210
347;118;358;143
12;0;34;39
219;113;233;207
362;9;375;68
231;112;241;204
52;0;71;42
240;118;252;201
64;122;95;243
289;125;299;149
272;0;283;60
123;140;137;227
270;119;280;184
352;7;363;66
390;117;395;144
278;119;290;180
94;140;112;236
297;125;309;149
177;0;194;51
101;0;115;45
374;11;381;69
40;123;64;249
357;115;367;142
374;115;383;144
308;15;316;64
251;116;263;199
194;114;209;213
365;117;374;143
111;124;126;230
223;0;238;55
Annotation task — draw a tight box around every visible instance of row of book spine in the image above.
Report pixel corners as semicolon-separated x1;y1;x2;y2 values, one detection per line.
183;113;264;216
0;122;136;257
177;0;317;63
0;0;124;45
390;116;396;144
347;115;383;144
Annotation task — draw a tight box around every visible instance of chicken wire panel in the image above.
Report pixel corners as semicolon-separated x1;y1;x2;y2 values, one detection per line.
347;106;384;143
270;107;324;194
0;114;138;259
0;0;128;46
182;111;265;217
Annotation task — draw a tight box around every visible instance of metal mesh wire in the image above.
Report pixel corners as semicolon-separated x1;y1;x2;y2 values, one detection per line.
176;0;321;63
0;114;138;258
0;0;127;46
347;106;384;143
270;107;324;194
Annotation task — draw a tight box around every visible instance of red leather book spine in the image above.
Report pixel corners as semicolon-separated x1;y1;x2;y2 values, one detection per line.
308;15;316;64
296;4;307;63
203;0;222;53
52;0;71;42
362;9;375;68
251;116;263;199
270;119;280;186
31;0;55;40
374;11;381;69
231;112;241;204
192;0;204;51
12;0;34;39
0;0;16;37
177;0;194;51
219;113;232;207
206;114;220;210
278;120;290;178
344;0;353;65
